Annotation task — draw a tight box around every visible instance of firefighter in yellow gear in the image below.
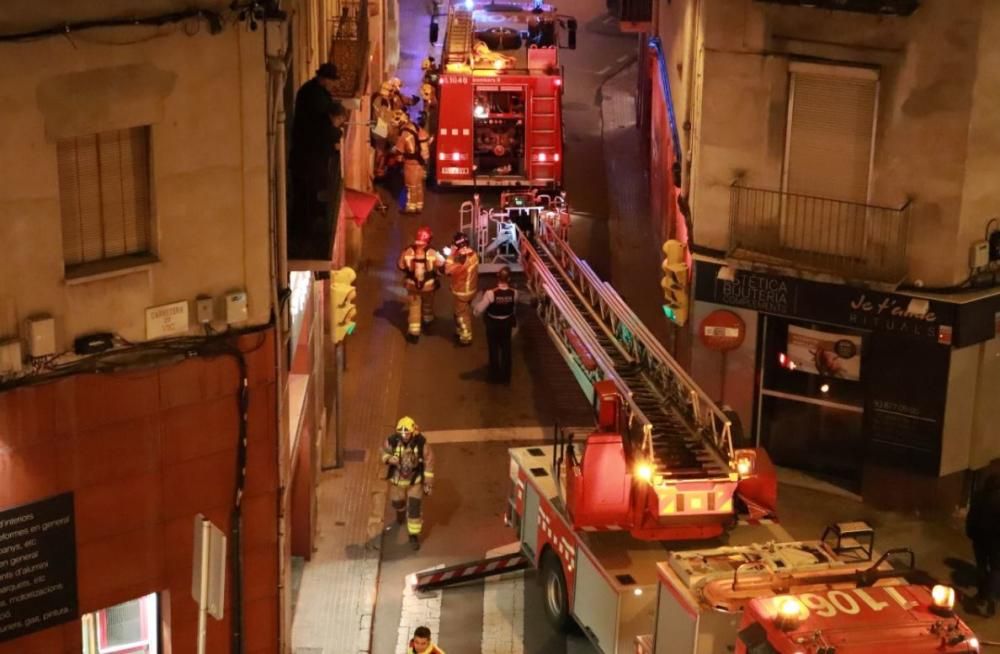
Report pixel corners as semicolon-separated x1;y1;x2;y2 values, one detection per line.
444;231;480;345
397;226;445;342
382;417;435;550
394;113;426;213
408;625;445;653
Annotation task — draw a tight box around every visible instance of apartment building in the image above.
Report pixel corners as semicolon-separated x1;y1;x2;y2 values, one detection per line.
0;0;382;652
639;0;1000;510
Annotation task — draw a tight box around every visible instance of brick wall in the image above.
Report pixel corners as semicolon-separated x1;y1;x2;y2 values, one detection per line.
0;330;279;654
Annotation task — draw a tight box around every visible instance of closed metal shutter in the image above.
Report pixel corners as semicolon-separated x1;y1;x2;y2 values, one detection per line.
57;126;152;266
780;63;878;257
784;63;878;204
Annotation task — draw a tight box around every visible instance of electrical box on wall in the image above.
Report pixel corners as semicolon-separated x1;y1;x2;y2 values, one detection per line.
26;315;56;357
225;291;248;324
0;339;23;373
970;241;989;269
196;296;214;324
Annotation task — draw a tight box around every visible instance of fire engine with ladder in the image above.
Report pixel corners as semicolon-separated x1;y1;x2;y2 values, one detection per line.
636;533;979;654
428;0;576;188
411;201;982;652
413;208;784;652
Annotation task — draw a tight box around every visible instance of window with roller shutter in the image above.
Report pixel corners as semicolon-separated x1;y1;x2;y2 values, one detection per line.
56;125;153;272
780;63;879;257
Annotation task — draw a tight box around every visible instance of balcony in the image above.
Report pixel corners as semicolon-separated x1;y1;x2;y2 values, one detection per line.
327;0;370;101
729;184;910;284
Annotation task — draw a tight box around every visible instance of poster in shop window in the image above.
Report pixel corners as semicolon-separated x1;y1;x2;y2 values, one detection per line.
786;325;862;381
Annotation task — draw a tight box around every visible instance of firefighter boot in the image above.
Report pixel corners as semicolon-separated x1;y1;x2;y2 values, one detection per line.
420;290;435;333
403;161;423;213
453;293;474;345
406;290;423;342
413;165;426;212
409;534;420;550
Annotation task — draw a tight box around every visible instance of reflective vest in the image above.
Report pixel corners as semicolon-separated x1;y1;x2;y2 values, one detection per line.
399;245;441;291
386;433;428;485
486;287;516;320
446;247;480;296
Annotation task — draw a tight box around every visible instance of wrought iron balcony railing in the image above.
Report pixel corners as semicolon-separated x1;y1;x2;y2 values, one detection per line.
729;183;911;283
328;0;370;99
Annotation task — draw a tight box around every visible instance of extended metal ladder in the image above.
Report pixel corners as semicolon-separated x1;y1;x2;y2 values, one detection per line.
527;89;558;182
443;9;474;67
520;222;735;481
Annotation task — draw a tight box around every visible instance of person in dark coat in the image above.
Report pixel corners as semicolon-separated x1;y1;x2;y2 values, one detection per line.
289;63;343;256
966;471;1000;616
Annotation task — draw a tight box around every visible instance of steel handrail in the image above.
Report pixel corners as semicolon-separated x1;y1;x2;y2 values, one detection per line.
536;222;735;465
585;268;735;463
522;227;733;481
521;237;659;459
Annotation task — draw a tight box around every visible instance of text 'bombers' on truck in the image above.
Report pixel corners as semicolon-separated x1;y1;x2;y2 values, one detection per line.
428;0;576;188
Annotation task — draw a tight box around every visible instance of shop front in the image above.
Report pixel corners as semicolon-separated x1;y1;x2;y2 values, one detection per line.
689;259;972;510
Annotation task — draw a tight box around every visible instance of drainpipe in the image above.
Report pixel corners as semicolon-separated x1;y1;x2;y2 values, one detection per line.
680;0;700;201
265;20;291;649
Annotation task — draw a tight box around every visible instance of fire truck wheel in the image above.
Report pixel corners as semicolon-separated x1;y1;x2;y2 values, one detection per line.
540;550;570;630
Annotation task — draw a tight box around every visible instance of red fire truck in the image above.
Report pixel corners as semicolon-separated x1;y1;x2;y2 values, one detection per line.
428;0;576;188
414;219;781;653
635;537;979;654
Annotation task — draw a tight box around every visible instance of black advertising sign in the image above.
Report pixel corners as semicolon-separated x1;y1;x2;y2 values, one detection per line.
863;333;949;474
694;261;957;343
0;493;78;643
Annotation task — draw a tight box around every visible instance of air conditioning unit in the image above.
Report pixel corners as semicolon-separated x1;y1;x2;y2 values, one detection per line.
753;0;919;16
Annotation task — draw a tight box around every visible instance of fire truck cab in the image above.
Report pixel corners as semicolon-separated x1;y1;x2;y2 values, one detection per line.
635;540;979;654
430;0;576;188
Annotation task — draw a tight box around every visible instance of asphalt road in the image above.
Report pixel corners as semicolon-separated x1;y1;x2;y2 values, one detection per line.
369;0;638;649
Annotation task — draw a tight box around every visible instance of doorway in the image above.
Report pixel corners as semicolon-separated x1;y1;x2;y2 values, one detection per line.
756;315;867;491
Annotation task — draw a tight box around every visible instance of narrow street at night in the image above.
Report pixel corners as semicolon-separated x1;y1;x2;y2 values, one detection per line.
3;2;1000;654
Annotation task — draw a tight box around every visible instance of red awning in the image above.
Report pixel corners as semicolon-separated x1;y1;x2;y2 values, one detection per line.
344;188;381;226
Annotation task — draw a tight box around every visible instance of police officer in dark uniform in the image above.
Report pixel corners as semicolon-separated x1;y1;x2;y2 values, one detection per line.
474;266;518;383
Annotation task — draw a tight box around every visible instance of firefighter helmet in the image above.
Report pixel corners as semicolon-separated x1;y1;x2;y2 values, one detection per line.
453;231;469;248
379;81;393;96
415;226;433;245
390;77;403;90
396;416;418;434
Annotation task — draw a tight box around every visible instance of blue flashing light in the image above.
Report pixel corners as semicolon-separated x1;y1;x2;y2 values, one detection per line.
464;0;474;10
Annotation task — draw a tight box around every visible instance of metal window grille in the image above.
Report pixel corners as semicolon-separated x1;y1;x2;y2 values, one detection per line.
57;126;152;266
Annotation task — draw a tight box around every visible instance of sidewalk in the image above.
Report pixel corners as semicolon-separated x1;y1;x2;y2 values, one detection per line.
290;213;409;653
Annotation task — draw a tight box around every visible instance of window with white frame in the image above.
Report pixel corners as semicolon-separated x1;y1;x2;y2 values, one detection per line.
56;126;153;269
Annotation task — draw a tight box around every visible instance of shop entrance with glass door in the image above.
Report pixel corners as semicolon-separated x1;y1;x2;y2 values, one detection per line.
755;315;867;492
81;592;159;654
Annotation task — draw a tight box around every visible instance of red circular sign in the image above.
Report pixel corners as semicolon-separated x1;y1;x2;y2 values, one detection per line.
699;310;746;351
